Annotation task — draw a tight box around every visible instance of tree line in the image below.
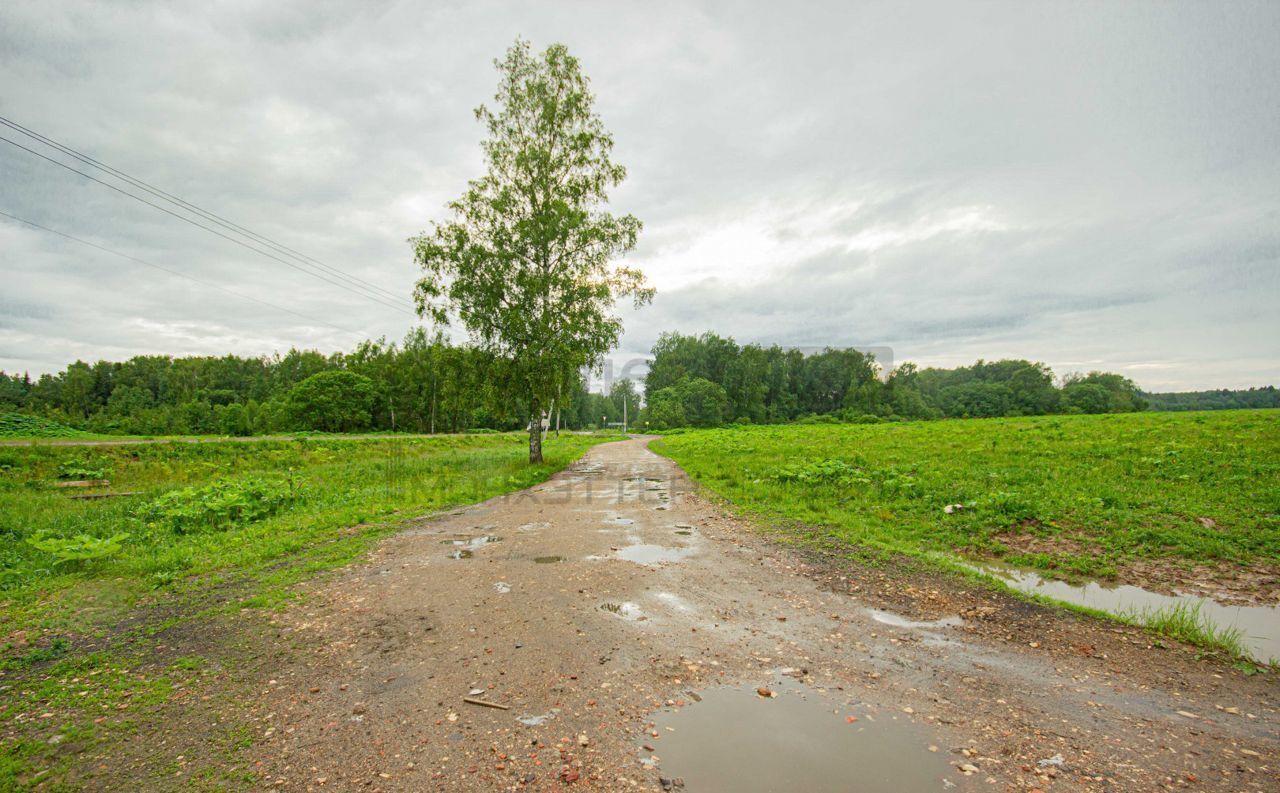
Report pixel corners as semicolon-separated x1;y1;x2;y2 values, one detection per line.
639;331;1149;429
10;329;1270;438
0;328;611;436
1141;386;1280;412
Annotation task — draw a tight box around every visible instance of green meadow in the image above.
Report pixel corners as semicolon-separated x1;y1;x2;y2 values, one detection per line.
652;410;1280;581
0;432;604;789
0;433;605;628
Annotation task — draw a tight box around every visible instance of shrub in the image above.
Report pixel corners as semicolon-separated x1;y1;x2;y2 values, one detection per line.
773;458;866;485
794;413;839;425
56;459;107;480
0;412;86;438
836;410;886;424
26;531;130;564
977;490;1040;522
138;476;296;533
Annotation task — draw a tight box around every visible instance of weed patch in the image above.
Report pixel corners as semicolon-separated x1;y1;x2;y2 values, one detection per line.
137;475;297;533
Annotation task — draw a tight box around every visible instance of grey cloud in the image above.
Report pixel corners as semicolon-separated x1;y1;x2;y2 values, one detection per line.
1;0;1277;391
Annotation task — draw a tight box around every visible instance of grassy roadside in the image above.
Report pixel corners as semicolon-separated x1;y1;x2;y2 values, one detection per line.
0;432;608;790
651;410;1279;662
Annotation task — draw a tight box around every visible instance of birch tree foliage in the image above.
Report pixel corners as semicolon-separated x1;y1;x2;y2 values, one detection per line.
411;40;652;462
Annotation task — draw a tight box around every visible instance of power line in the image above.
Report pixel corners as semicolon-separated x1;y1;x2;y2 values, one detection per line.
0;114;410;306
0;132;415;315
0;133;417;316
0;209;366;338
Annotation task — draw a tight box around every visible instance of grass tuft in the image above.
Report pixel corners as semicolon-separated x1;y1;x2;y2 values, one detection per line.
1128;601;1249;660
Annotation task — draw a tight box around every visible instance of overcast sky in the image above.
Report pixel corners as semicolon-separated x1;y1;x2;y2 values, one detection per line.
1;1;1277;391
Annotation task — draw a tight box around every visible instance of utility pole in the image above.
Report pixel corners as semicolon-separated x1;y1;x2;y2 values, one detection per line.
623;393;628;434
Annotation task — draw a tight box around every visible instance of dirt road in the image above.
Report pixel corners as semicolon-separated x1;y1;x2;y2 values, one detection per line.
244;437;1277;791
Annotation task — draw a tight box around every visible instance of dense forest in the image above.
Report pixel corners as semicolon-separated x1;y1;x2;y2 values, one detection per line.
1141;386;1280;412
640;332;1149;428
5;328;1269;437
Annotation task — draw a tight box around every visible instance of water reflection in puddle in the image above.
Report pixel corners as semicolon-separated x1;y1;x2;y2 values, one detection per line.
441;535;502;548
646;676;956;792
968;561;1280;661
615;544;693;565
601;602;645;620
442;535;502;559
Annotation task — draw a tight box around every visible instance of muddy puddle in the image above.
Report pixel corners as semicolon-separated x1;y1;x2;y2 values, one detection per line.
442;535;501;560
615;544;693;565
441;535;502;548
601;602;645;620
644;676;957;791
968;561;1280;661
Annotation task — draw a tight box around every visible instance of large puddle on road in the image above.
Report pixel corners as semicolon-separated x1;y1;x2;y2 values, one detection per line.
968;561;1280;661
645;676;957;792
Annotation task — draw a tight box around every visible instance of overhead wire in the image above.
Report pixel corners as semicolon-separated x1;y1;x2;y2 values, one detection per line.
0;209;366;337
0;132;417;316
0;114;410;306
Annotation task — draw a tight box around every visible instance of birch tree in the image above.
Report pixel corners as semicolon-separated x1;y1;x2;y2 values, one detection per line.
411;40;652;462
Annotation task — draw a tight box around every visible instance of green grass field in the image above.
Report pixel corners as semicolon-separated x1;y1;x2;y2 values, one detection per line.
0;433;605;628
0;432;605;789
652;410;1280;584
